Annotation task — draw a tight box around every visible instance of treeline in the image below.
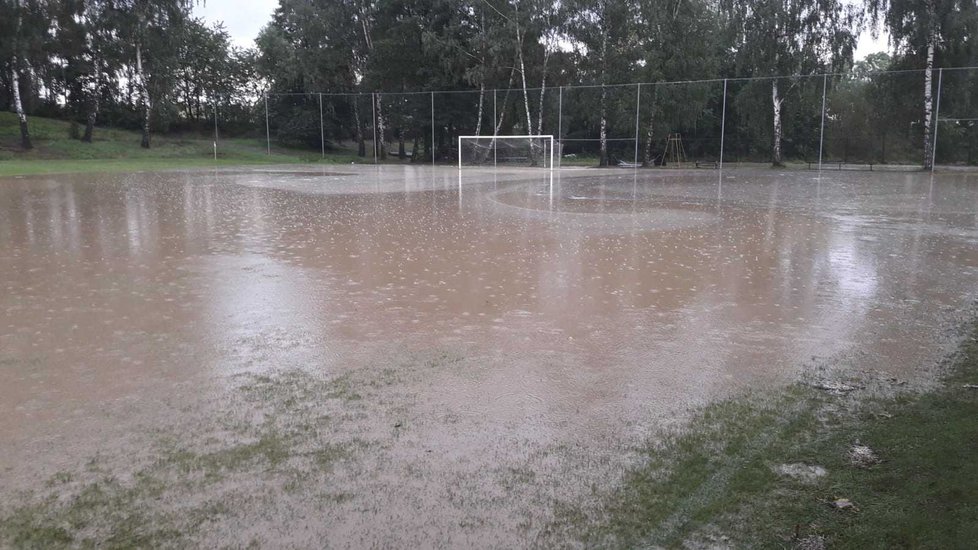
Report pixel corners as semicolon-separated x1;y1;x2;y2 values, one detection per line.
0;0;257;149
3;0;978;167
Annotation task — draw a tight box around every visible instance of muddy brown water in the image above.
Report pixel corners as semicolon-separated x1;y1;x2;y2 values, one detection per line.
1;166;977;547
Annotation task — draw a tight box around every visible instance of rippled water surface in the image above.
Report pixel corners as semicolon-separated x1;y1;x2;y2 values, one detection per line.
1;165;976;546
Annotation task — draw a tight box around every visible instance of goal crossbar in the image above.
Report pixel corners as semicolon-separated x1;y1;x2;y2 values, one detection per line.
458;135;555;170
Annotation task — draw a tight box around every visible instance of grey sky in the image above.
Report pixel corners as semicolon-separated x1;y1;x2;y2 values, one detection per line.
193;0;278;49
194;0;891;58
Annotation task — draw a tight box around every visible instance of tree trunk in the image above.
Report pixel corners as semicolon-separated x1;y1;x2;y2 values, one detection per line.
772;80;784;167
353;97;365;157
922;26;936;170
10;57;32;150
82;56;100;142
475;83;485;136
643;107;656;167
598;29;609;167
515;13;536;165
9;0;31;150
398;128;406;159
482;64;518;164
376;94;387;160
535;48;550;136
599;85;608;166
136;43;151;149
82;110;97;142
410;133;420;163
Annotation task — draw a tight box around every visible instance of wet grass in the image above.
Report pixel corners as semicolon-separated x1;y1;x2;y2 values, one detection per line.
1;471;198;549
0;432;355;549
557;320;978;548
0;370;368;549
4;324;974;548
0;112;366;176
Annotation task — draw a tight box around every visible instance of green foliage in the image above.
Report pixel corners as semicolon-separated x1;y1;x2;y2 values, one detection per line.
2;0;977;165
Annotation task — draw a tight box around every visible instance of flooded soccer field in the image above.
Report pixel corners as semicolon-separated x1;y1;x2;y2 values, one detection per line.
1;165;977;546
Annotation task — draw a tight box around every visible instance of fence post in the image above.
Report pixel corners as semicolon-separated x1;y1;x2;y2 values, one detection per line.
371;92;377;164
319;93;325;160
264;92;270;155
557;86;563;169
431;91;435;166
213;99;218;160
719;79;728;170
818;73;827;171
931;68;944;172
633;83;641;166
493;89;497;167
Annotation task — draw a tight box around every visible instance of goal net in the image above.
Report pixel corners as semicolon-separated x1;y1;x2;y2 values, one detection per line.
458;135;555;169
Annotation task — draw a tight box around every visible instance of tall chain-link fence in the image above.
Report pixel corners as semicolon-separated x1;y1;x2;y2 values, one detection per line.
233;66;978;171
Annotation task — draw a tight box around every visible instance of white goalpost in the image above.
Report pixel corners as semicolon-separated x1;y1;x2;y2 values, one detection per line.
458;135;555;170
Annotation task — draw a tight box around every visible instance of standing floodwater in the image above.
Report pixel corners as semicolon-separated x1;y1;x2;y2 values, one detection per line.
1;166;976;547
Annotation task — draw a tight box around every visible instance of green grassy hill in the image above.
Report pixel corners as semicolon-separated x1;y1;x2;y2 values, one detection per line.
0;112;361;176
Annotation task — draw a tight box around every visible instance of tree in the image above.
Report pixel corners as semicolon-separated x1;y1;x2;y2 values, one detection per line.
722;0;857;165
1;0;49;149
70;0;116;142
635;0;722;165
566;0;639;166
107;0;195;148
866;0;978;168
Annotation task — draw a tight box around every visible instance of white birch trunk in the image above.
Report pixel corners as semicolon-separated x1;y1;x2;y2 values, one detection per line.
536;46;551;136
10;56;32;150
772;80;784;166
376;94;387;160
353;97;365;157
483;65;518;163
475;82;485;136
922;26;936;169
599;30;608;167
643;90;657;166
515;17;536;165
10;0;31;150
599;86;608;166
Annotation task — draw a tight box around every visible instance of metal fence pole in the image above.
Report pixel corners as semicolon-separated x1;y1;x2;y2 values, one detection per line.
557;86;563;169
931;68;944;172
213;99;218;160
431;91;435;166
818;73;827;171
264;93;270;155
371;92;377;164
719;79;727;170
633;83;641;166
493;88;497;135
319;93;325;160
493;89;497;167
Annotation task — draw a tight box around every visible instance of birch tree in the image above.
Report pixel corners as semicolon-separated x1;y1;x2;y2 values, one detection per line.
866;0;961;168
722;0;857;166
4;0;37;149
110;0;195;148
566;0;637;166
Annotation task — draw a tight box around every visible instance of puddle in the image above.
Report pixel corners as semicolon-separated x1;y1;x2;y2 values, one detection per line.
1;165;976;546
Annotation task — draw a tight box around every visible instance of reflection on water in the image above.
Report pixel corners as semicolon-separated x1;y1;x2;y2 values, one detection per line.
2;167;977;415
1;165;977;543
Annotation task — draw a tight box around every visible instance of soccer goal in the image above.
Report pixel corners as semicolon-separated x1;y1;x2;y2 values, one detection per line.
458;135;555;170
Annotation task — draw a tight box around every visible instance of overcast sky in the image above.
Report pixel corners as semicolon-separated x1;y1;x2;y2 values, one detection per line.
194;0;891;59
193;0;278;49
